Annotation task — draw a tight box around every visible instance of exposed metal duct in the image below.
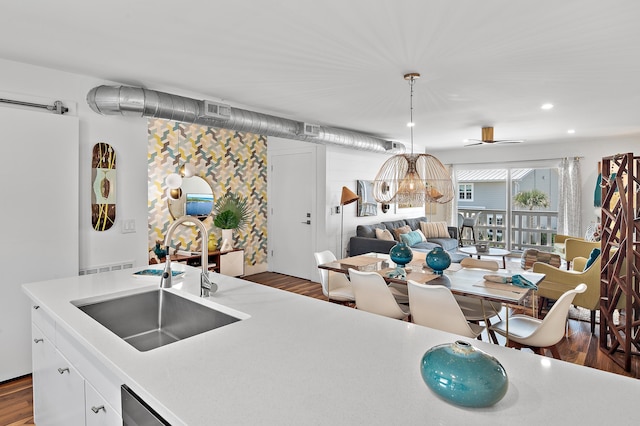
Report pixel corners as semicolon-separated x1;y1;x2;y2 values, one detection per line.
86;85;405;154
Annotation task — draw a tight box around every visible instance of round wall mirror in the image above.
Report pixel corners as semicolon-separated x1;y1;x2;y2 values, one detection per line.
168;176;214;220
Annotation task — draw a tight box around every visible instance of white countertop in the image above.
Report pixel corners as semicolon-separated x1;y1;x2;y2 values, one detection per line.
23;266;638;425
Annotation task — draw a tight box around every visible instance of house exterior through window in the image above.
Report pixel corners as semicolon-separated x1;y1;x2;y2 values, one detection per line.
458;183;473;201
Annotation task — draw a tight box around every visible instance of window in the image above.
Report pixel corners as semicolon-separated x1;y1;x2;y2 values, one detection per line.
458;183;473;201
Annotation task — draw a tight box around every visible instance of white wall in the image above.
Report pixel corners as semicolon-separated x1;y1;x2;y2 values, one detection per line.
431;135;639;236
0;59;149;271
267;138;426;258
325;146;425;257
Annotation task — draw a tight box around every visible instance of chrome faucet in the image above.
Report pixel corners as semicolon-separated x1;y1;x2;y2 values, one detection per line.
160;215;217;297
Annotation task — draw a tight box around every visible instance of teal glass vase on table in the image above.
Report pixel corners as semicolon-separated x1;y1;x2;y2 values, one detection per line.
426;246;451;275
389;241;413;279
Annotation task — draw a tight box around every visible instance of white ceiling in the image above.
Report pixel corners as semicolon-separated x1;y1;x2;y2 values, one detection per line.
2;0;639;151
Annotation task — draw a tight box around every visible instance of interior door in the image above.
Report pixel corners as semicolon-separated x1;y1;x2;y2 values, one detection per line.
269;149;315;279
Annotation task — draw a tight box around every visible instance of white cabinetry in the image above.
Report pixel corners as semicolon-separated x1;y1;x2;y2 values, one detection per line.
85;381;121;426
32;324;84;425
31;305;122;426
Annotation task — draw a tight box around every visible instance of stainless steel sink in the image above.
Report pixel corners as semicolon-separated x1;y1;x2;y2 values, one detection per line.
75;289;242;351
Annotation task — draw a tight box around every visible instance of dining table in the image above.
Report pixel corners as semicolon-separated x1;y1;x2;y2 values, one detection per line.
318;252;546;344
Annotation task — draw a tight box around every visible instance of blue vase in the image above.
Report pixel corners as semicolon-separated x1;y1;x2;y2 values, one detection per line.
425;246;451;275
153;243;167;259
389;242;413;267
420;340;508;408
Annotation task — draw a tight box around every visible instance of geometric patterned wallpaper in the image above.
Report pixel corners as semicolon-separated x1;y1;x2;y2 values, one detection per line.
147;118;268;268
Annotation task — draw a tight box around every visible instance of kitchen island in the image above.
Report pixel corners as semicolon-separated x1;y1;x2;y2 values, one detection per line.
24;266;637;425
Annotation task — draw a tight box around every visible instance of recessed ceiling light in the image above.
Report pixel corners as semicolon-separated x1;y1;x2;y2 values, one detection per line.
541;103;554;110
567;129;575;134
463;139;469;143
407;122;415;127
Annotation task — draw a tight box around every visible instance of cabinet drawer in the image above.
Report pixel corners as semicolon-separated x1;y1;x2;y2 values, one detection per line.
32;304;56;341
85;381;122;426
56;325;122;415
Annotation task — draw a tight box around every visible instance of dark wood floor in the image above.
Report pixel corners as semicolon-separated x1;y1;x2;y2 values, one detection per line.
2;271;637;425
0;375;34;426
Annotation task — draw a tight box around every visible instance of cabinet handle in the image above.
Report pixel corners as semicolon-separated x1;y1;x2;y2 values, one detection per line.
33;305;40;310
57;367;70;374
33;338;44;343
91;405;106;413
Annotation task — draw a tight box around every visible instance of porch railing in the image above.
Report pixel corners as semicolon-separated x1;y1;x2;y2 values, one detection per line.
459;208;558;253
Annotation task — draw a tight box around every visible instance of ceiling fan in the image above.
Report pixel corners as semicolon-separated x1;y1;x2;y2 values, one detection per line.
465;127;524;146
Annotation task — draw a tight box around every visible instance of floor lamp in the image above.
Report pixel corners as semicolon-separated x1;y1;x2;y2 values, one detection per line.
340;186;359;258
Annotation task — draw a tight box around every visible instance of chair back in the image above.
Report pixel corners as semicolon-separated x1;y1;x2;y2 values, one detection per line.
524;283;587;347
521;248;562;270
407;280;483;338
462;212;481;227
460;258;499;271
314;250;337;297
349;269;408;319
565;239;600;264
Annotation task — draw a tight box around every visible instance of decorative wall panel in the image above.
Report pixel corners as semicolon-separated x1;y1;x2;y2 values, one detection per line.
148;119;267;268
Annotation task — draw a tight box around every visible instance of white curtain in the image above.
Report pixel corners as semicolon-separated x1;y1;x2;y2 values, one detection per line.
558;157;582;236
444;164;458;226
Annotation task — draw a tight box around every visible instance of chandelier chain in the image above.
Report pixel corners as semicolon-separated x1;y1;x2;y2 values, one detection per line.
409;76;415;155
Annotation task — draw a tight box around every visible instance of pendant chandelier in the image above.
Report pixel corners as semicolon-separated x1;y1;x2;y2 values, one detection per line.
373;73;454;205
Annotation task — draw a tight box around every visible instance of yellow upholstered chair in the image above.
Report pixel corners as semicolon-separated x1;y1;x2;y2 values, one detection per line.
533;254;601;333
553;234;600;270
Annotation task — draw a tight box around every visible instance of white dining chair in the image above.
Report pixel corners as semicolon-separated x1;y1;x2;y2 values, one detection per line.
314;251;355;303
456;258;503;343
407;280;485;338
348;269;410;320
490;283;587;359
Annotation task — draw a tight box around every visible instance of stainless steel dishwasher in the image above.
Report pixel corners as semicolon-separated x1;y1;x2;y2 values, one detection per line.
121;385;171;425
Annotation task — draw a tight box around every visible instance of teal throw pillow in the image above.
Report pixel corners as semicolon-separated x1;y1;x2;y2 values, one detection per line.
400;230;423;247
584;248;601;271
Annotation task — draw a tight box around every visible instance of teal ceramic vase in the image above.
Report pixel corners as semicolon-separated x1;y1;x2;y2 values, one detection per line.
425;246;451;275
389;241;413;266
420;340;508;408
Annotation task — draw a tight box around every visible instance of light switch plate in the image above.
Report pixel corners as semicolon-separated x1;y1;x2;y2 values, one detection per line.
121;219;136;233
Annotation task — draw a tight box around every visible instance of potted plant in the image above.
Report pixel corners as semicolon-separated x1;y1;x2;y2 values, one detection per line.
514;189;550;244
212;192;251;251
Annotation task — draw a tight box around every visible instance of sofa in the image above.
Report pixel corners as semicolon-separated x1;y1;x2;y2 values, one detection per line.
348;216;465;262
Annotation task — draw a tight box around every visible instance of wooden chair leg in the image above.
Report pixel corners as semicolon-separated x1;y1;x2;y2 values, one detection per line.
538;296;547;317
548;345;562;359
484;318;499;344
